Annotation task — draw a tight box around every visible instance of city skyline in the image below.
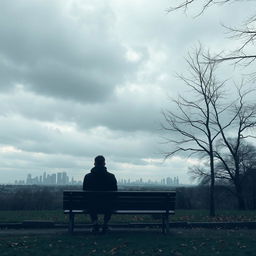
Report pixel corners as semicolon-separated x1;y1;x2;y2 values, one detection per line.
13;171;180;186
15;171;82;186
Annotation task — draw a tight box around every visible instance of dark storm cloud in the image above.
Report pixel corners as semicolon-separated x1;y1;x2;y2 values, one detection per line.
0;85;163;132
0;115;159;162
0;0;137;102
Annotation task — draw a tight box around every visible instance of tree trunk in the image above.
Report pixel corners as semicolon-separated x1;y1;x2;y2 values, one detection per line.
253;172;256;210
237;193;246;210
236;182;246;210
234;160;246;210
253;188;256;210
209;153;215;217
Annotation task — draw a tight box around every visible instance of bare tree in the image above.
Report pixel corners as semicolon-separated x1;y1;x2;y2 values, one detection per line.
212;86;256;209
215;140;256;209
168;0;256;69
166;1;256;211
162;47;223;216
191;139;256;209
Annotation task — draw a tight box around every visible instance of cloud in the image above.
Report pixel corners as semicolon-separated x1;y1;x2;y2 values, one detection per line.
0;114;161;159
0;0;138;102
0;81;166;132
0;0;251;184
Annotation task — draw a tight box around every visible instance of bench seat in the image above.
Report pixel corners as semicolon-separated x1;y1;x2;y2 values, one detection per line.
64;210;175;214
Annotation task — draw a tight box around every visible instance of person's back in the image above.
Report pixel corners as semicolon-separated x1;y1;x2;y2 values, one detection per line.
83;165;117;191
83;155;117;233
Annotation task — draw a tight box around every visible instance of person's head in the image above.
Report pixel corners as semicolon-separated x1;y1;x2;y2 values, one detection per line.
94;155;105;167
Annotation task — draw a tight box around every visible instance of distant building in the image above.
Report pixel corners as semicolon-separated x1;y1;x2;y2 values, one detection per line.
17;171;82;186
118;176;180;186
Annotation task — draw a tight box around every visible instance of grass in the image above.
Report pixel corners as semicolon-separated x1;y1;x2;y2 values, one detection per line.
1;229;256;256
1;210;256;255
0;209;256;223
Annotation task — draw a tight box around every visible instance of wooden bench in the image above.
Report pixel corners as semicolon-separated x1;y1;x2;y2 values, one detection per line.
63;190;176;234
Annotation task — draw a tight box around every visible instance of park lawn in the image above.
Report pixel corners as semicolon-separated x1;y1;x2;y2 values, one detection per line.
1;229;256;256
0;209;256;223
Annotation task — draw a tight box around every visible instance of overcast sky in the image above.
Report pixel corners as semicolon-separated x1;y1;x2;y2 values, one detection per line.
0;0;254;184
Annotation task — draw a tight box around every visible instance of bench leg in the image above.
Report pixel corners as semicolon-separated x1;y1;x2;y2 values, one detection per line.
69;212;74;234
162;214;169;234
162;214;166;234
165;214;169;234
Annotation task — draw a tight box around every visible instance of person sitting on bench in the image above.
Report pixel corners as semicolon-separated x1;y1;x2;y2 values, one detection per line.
83;155;117;233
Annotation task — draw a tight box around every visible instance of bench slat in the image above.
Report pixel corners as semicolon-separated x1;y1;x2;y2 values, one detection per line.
63;191;176;211
64;210;175;214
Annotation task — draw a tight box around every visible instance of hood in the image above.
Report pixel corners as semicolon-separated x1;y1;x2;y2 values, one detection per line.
90;166;107;175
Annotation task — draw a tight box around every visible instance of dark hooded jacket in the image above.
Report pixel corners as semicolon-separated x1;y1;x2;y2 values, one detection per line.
83;166;117;191
83;166;117;212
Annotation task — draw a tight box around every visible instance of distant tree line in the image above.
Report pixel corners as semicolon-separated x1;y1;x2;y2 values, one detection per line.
0;185;255;211
0;186;63;210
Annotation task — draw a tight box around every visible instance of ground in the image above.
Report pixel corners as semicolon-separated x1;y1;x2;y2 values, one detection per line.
1;229;256;256
0;209;256;223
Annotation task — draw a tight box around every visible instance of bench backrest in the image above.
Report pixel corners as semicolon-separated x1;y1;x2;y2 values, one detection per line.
63;191;176;212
